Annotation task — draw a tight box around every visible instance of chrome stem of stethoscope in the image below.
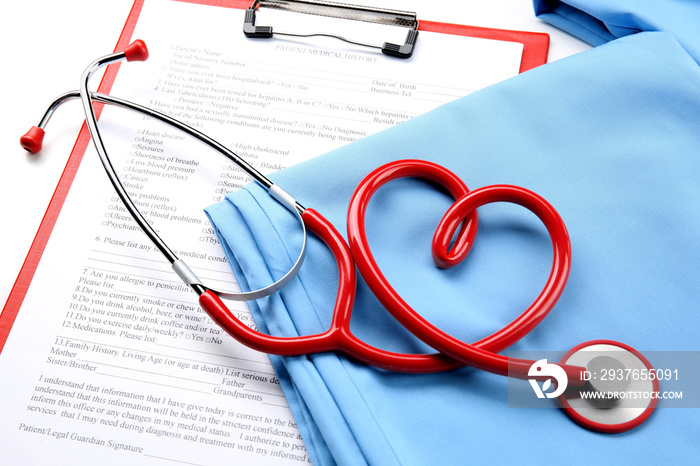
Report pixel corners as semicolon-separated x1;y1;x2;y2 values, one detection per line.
23;40;308;302
79;46;181;263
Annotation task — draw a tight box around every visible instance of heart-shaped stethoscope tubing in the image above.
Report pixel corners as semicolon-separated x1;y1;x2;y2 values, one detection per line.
205;158;589;382
202;159;488;373
345;160;584;381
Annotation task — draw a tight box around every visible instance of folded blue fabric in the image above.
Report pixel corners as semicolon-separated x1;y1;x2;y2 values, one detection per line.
533;0;700;63
205;32;700;465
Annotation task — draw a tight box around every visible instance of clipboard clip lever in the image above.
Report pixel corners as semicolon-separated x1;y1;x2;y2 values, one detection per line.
244;0;419;58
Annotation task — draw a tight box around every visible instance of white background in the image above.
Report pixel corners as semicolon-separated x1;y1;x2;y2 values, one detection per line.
0;0;590;314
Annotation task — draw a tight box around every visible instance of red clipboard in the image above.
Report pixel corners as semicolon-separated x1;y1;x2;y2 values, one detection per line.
0;0;549;351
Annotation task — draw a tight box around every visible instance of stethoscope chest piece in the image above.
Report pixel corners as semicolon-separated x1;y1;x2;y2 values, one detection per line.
558;340;659;433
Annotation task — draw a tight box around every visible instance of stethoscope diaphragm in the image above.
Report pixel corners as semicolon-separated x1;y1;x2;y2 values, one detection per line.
558;340;659;433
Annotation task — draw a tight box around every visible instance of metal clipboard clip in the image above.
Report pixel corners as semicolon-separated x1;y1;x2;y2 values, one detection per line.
243;0;419;58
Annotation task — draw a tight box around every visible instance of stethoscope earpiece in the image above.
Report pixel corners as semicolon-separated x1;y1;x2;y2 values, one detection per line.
20;126;46;154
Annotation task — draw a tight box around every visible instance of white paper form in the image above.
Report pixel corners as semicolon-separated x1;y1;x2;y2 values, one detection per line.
0;0;523;464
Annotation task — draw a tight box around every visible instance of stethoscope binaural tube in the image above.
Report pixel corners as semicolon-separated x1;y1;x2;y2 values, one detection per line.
22;40;308;303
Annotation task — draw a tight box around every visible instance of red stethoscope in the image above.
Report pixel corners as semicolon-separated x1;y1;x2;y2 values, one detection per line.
22;40;658;434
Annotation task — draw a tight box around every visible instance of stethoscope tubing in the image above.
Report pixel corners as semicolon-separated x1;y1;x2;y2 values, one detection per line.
347;161;584;382
200;207;463;372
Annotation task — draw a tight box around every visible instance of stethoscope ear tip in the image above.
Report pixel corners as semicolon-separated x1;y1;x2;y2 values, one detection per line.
123;39;149;62
20;126;45;154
